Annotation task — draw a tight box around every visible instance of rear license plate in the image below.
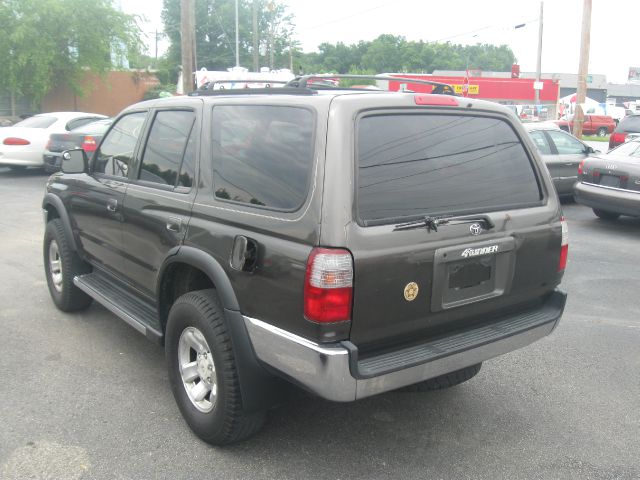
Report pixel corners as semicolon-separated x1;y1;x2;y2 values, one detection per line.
449;259;492;290
600;175;620;188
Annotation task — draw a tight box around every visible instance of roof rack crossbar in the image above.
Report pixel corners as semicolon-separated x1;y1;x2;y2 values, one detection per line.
286;74;455;92
189;87;317;97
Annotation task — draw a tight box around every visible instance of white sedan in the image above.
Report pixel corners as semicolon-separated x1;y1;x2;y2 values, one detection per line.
0;112;106;170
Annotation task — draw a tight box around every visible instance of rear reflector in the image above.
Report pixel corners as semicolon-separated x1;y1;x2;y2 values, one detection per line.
414;95;458;106
558;216;569;271
304;248;353;323
3;137;30;146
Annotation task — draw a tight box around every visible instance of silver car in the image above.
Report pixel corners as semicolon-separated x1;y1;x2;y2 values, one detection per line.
524;123;600;196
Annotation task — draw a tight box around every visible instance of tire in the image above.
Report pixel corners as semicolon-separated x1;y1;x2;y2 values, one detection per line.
597;127;608;137
399;363;482;392
593;208;620;221
165;289;265;445
44;219;92;312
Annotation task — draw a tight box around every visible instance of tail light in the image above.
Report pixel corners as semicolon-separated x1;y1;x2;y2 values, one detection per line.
3;137;30;146
609;132;627;149
304;248;353;323
577;159;585;176
81;135;98;152
45;138;52;150
558;216;569;272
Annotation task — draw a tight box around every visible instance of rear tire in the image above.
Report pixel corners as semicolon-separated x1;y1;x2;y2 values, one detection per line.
165;289;265;445
597;127;608;137
399;363;482;392
44;219;92;312
593;208;620;221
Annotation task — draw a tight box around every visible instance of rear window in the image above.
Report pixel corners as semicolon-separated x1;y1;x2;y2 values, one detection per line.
357;114;541;224
616;115;640;133
212;105;315;210
13;116;57;128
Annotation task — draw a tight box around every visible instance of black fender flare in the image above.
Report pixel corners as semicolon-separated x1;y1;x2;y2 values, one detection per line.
42;193;78;251
157;246;285;411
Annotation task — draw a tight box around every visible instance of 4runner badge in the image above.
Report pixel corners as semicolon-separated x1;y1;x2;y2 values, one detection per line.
461;245;499;258
404;282;419;301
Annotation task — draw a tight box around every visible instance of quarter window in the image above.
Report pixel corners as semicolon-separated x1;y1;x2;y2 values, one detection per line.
93;112;147;178
528;130;552;154
211;105;314;210
139;110;196;187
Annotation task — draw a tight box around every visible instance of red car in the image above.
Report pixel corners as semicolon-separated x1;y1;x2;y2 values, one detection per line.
554;114;616;137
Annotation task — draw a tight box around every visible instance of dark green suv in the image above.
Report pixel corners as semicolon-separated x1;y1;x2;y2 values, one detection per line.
42;76;568;445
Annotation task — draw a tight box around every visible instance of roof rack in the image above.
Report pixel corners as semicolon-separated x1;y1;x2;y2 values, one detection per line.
198;79;290;91
187;74;457;97
286;74;457;95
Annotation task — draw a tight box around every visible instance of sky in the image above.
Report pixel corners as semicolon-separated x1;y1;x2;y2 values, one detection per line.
120;0;639;84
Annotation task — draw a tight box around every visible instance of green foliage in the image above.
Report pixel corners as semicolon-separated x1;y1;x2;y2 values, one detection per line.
0;0;142;105
297;35;516;75
162;0;295;71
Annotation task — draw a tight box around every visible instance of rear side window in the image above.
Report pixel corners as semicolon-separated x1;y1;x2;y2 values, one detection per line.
357;114;541;224
212;105;314;210
139;110;196;187
13;116;56;128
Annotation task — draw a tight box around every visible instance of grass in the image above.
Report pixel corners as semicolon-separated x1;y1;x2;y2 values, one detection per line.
582;135;609;142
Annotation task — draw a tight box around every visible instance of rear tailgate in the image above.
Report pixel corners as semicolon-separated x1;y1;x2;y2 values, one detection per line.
47;133;85;152
322;96;564;350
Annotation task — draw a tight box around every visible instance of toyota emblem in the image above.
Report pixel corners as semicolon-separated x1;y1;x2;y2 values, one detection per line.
469;223;482;235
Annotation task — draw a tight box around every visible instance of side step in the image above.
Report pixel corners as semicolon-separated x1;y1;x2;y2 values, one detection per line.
74;270;163;344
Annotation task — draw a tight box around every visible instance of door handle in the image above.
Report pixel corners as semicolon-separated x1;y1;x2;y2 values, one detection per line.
166;216;183;233
106;198;118;212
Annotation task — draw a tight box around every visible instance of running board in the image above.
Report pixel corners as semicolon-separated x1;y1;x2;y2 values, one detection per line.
74;271;163;344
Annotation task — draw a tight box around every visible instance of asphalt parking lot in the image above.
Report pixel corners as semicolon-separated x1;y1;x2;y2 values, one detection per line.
0;167;639;480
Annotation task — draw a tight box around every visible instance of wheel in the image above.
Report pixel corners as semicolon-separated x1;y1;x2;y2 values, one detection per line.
44;219;92;312
597;127;608;137
593;208;620;221
399;363;482;392
165;289;265;445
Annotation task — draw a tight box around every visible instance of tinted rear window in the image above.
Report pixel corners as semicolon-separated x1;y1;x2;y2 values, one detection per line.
357;114;541;224
616;115;640;133
212;105;314;210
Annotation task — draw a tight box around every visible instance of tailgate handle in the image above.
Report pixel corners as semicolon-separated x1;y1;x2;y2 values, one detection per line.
230;235;258;272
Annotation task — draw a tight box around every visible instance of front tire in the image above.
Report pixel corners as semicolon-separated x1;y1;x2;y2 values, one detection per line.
597;127;608;137
165;289;265;445
593;208;620;221
44;219;92;312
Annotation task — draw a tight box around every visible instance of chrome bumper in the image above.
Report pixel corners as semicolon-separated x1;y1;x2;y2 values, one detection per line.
244;291;566;402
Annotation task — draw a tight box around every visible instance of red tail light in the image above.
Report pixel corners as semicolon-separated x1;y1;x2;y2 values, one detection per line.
609;132;627;149
304;248;353;323
81;136;98;152
3;137;30;146
577;159;585;176
558;216;569;272
414;94;458;106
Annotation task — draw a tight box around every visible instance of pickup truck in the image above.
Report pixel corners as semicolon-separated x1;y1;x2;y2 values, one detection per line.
554;114;616;137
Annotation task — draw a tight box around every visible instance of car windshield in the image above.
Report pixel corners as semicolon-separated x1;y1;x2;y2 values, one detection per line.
12;116;57;128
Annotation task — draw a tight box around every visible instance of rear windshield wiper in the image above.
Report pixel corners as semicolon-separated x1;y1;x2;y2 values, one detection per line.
393;214;495;233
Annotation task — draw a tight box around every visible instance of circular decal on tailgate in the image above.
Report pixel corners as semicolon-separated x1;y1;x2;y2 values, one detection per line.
404;282;419;301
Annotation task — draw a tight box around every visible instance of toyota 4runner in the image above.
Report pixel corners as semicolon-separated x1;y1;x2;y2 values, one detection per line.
43;75;568;445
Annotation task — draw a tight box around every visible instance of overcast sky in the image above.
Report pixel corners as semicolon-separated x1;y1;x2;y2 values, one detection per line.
121;0;639;84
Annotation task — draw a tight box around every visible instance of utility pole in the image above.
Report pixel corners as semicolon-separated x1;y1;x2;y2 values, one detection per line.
235;0;240;67
252;1;259;71
180;0;195;94
534;1;544;105
574;0;592;138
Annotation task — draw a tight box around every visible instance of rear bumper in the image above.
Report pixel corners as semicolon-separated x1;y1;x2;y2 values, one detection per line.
244;290;567;402
574;182;640;217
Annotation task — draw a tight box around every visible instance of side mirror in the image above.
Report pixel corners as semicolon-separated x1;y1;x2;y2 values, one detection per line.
61;148;88;174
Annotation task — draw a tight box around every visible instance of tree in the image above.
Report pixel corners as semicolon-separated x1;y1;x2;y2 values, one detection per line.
161;0;295;72
0;0;142;108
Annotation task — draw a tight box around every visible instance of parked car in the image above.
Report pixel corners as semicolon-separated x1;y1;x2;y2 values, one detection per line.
554;114;616;137
609;113;640;150
524;122;601;196
43;118;113;173
0;112;107;170
43;75;568;445
574;138;640;220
